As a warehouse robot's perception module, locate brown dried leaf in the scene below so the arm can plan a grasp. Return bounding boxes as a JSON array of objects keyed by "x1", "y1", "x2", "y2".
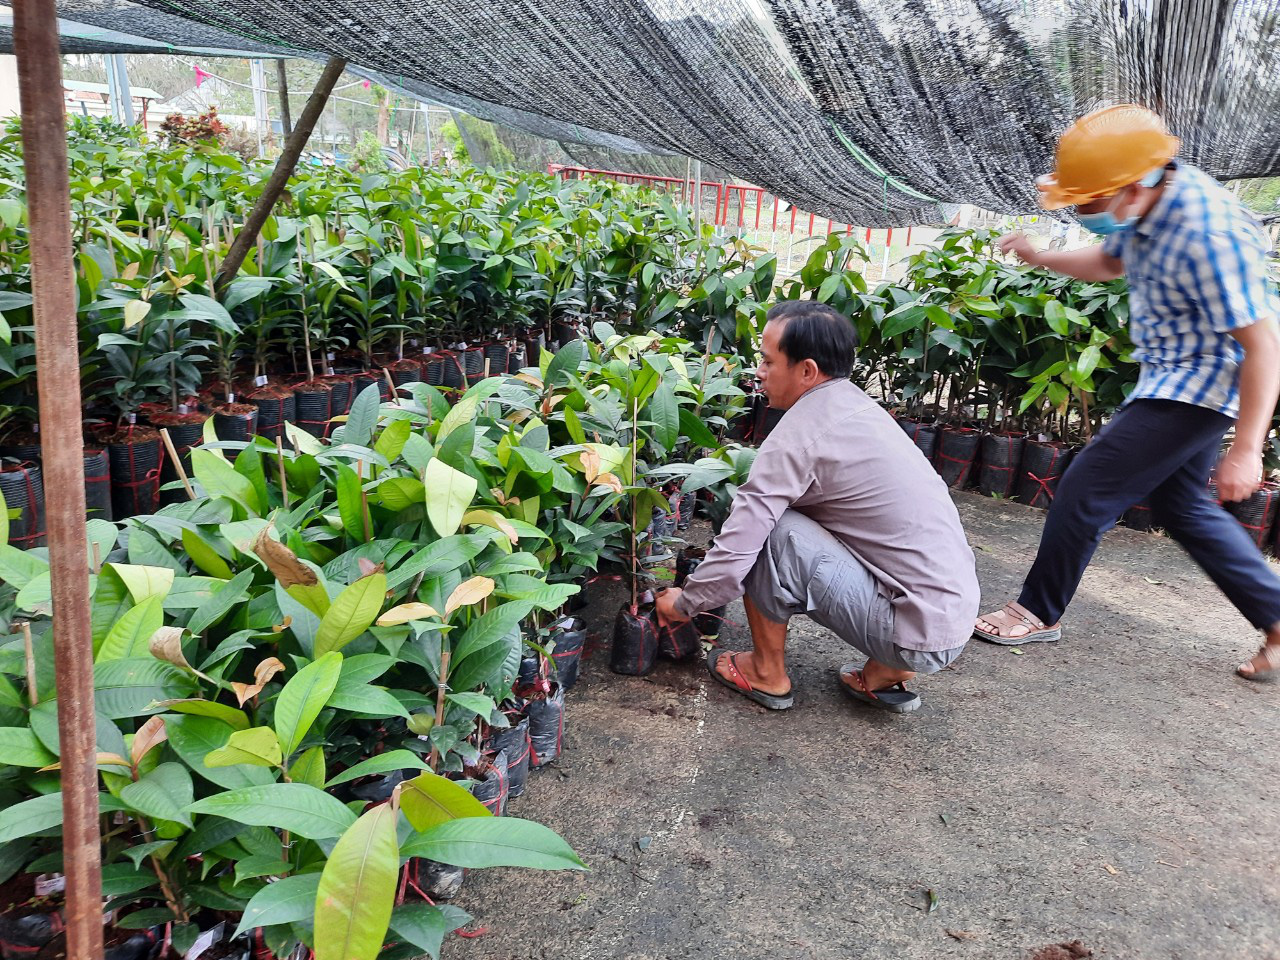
[
  {"x1": 232, "y1": 657, "x2": 286, "y2": 707},
  {"x1": 580, "y1": 448, "x2": 601, "y2": 484},
  {"x1": 513, "y1": 373, "x2": 544, "y2": 389},
  {"x1": 252, "y1": 526, "x2": 317, "y2": 588},
  {"x1": 1102, "y1": 863, "x2": 1119, "y2": 876},
  {"x1": 944, "y1": 929, "x2": 978, "y2": 942},
  {"x1": 148, "y1": 626, "x2": 195, "y2": 672},
  {"x1": 121, "y1": 261, "x2": 140, "y2": 281},
  {"x1": 271, "y1": 616, "x2": 293, "y2": 634},
  {"x1": 356, "y1": 557, "x2": 385, "y2": 578},
  {"x1": 594, "y1": 471, "x2": 624, "y2": 495},
  {"x1": 444, "y1": 576, "x2": 495, "y2": 618},
  {"x1": 376, "y1": 602, "x2": 441, "y2": 626},
  {"x1": 131, "y1": 716, "x2": 168, "y2": 767}
]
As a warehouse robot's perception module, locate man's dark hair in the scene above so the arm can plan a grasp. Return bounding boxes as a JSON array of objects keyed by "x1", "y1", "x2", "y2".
[{"x1": 766, "y1": 300, "x2": 858, "y2": 379}]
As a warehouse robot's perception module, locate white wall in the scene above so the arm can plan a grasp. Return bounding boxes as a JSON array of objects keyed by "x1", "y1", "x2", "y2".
[{"x1": 0, "y1": 55, "x2": 20, "y2": 119}]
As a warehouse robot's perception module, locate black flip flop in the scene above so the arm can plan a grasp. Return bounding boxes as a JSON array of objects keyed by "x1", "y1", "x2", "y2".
[
  {"x1": 706, "y1": 648, "x2": 794, "y2": 710},
  {"x1": 838, "y1": 661, "x2": 921, "y2": 713}
]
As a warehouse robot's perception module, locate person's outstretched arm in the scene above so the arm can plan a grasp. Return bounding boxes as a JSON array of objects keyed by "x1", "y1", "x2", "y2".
[{"x1": 1000, "y1": 232, "x2": 1125, "y2": 282}]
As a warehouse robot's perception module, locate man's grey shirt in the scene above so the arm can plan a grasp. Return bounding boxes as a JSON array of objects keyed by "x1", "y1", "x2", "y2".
[{"x1": 676, "y1": 379, "x2": 981, "y2": 652}]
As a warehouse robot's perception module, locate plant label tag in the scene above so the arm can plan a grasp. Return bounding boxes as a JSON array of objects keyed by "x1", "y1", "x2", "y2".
[
  {"x1": 254, "y1": 375, "x2": 269, "y2": 387},
  {"x1": 186, "y1": 921, "x2": 226, "y2": 959},
  {"x1": 127, "y1": 414, "x2": 137, "y2": 425},
  {"x1": 34, "y1": 873, "x2": 65, "y2": 896},
  {"x1": 178, "y1": 404, "x2": 189, "y2": 415},
  {"x1": 327, "y1": 352, "x2": 336, "y2": 361},
  {"x1": 31, "y1": 423, "x2": 38, "y2": 434},
  {"x1": 227, "y1": 393, "x2": 236, "y2": 404},
  {"x1": 424, "y1": 346, "x2": 434, "y2": 354}
]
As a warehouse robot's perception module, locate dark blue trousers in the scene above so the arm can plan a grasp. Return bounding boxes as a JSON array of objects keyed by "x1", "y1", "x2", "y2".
[{"x1": 1018, "y1": 399, "x2": 1280, "y2": 630}]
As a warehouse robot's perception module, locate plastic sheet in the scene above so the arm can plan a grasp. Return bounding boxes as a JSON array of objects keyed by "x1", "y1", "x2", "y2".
[
  {"x1": 526, "y1": 682, "x2": 566, "y2": 767},
  {"x1": 935, "y1": 426, "x2": 980, "y2": 489},
  {"x1": 977, "y1": 432, "x2": 1025, "y2": 498}
]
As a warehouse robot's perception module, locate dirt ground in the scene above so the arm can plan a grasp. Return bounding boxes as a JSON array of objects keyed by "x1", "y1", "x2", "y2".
[{"x1": 449, "y1": 493, "x2": 1280, "y2": 960}]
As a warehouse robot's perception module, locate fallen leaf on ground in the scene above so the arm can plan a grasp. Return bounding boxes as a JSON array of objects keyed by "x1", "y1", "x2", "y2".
[
  {"x1": 945, "y1": 929, "x2": 978, "y2": 941},
  {"x1": 1010, "y1": 648, "x2": 1024, "y2": 655},
  {"x1": 1102, "y1": 863, "x2": 1119, "y2": 875},
  {"x1": 926, "y1": 889, "x2": 939, "y2": 914},
  {"x1": 1143, "y1": 576, "x2": 1164, "y2": 585}
]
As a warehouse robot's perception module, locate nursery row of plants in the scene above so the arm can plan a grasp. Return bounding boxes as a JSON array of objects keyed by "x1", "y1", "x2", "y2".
[{"x1": 0, "y1": 328, "x2": 756, "y2": 959}]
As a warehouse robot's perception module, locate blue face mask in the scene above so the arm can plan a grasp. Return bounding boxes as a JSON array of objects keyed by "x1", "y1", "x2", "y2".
[{"x1": 1077, "y1": 167, "x2": 1167, "y2": 236}]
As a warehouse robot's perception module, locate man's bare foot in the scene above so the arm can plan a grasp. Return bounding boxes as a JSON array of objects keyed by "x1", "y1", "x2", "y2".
[
  {"x1": 974, "y1": 600, "x2": 1062, "y2": 645},
  {"x1": 713, "y1": 649, "x2": 791, "y2": 696},
  {"x1": 839, "y1": 657, "x2": 914, "y2": 694},
  {"x1": 1237, "y1": 642, "x2": 1280, "y2": 681}
]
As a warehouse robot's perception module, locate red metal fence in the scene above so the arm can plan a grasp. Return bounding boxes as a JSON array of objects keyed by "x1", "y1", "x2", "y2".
[{"x1": 547, "y1": 163, "x2": 913, "y2": 248}]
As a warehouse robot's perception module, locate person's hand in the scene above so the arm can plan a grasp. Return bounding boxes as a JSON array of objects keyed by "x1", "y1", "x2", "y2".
[
  {"x1": 998, "y1": 231, "x2": 1041, "y2": 266},
  {"x1": 1216, "y1": 444, "x2": 1265, "y2": 502},
  {"x1": 655, "y1": 587, "x2": 689, "y2": 627}
]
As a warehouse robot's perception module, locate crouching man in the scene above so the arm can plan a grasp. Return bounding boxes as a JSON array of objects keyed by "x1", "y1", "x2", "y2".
[{"x1": 655, "y1": 301, "x2": 980, "y2": 713}]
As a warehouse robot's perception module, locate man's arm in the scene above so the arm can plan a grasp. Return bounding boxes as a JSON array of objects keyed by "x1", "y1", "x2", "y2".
[
  {"x1": 1000, "y1": 232, "x2": 1125, "y2": 281},
  {"x1": 1218, "y1": 319, "x2": 1280, "y2": 501},
  {"x1": 657, "y1": 439, "x2": 814, "y2": 624}
]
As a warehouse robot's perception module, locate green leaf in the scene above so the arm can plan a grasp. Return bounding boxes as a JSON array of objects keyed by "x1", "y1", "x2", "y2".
[
  {"x1": 314, "y1": 575, "x2": 386, "y2": 657},
  {"x1": 181, "y1": 528, "x2": 233, "y2": 579},
  {"x1": 445, "y1": 638, "x2": 512, "y2": 693},
  {"x1": 235, "y1": 853, "x2": 291, "y2": 885},
  {"x1": 1076, "y1": 344, "x2": 1102, "y2": 380},
  {"x1": 120, "y1": 762, "x2": 194, "y2": 828},
  {"x1": 166, "y1": 715, "x2": 275, "y2": 789},
  {"x1": 106, "y1": 562, "x2": 175, "y2": 604},
  {"x1": 1043, "y1": 299, "x2": 1070, "y2": 336},
  {"x1": 450, "y1": 603, "x2": 525, "y2": 667},
  {"x1": 445, "y1": 692, "x2": 498, "y2": 720},
  {"x1": 313, "y1": 803, "x2": 399, "y2": 960},
  {"x1": 424, "y1": 458, "x2": 477, "y2": 538},
  {"x1": 374, "y1": 419, "x2": 411, "y2": 463},
  {"x1": 389, "y1": 903, "x2": 472, "y2": 960},
  {"x1": 326, "y1": 681, "x2": 409, "y2": 718},
  {"x1": 204, "y1": 726, "x2": 284, "y2": 768},
  {"x1": 323, "y1": 750, "x2": 431, "y2": 789},
  {"x1": 679, "y1": 458, "x2": 735, "y2": 494},
  {"x1": 386, "y1": 535, "x2": 487, "y2": 590},
  {"x1": 191, "y1": 448, "x2": 261, "y2": 516},
  {"x1": 343, "y1": 383, "x2": 382, "y2": 449},
  {"x1": 126, "y1": 528, "x2": 184, "y2": 572},
  {"x1": 374, "y1": 477, "x2": 425, "y2": 511},
  {"x1": 436, "y1": 392, "x2": 478, "y2": 442},
  {"x1": 0, "y1": 544, "x2": 47, "y2": 591},
  {"x1": 95, "y1": 595, "x2": 164, "y2": 662},
  {"x1": 291, "y1": 745, "x2": 327, "y2": 789},
  {"x1": 0, "y1": 727, "x2": 57, "y2": 767},
  {"x1": 187, "y1": 568, "x2": 254, "y2": 636},
  {"x1": 401, "y1": 817, "x2": 586, "y2": 870},
  {"x1": 545, "y1": 340, "x2": 585, "y2": 387},
  {"x1": 94, "y1": 658, "x2": 196, "y2": 719},
  {"x1": 647, "y1": 382, "x2": 679, "y2": 451},
  {"x1": 233, "y1": 872, "x2": 322, "y2": 938},
  {"x1": 677, "y1": 407, "x2": 719, "y2": 450},
  {"x1": 187, "y1": 783, "x2": 357, "y2": 840},
  {"x1": 155, "y1": 698, "x2": 250, "y2": 731},
  {"x1": 0, "y1": 792, "x2": 65, "y2": 843},
  {"x1": 335, "y1": 464, "x2": 366, "y2": 540},
  {"x1": 399, "y1": 772, "x2": 492, "y2": 833},
  {"x1": 274, "y1": 651, "x2": 343, "y2": 757}
]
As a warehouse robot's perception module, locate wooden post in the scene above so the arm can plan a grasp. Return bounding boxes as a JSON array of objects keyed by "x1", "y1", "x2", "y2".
[
  {"x1": 275, "y1": 59, "x2": 293, "y2": 138},
  {"x1": 215, "y1": 56, "x2": 346, "y2": 292},
  {"x1": 13, "y1": 4, "x2": 105, "y2": 959}
]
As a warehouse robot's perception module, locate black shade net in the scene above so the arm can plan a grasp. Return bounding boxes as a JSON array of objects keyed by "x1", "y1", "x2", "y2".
[{"x1": 5, "y1": 0, "x2": 1280, "y2": 225}]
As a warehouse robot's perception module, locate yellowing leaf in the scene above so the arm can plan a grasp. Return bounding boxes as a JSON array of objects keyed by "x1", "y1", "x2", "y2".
[
  {"x1": 205, "y1": 726, "x2": 284, "y2": 768},
  {"x1": 580, "y1": 448, "x2": 601, "y2": 484},
  {"x1": 444, "y1": 576, "x2": 495, "y2": 618},
  {"x1": 376, "y1": 602, "x2": 440, "y2": 626},
  {"x1": 148, "y1": 625, "x2": 206, "y2": 679},
  {"x1": 594, "y1": 472, "x2": 624, "y2": 495},
  {"x1": 232, "y1": 657, "x2": 286, "y2": 707},
  {"x1": 123, "y1": 299, "x2": 151, "y2": 329},
  {"x1": 462, "y1": 509, "x2": 519, "y2": 545},
  {"x1": 513, "y1": 373, "x2": 544, "y2": 389},
  {"x1": 121, "y1": 261, "x2": 140, "y2": 281}
]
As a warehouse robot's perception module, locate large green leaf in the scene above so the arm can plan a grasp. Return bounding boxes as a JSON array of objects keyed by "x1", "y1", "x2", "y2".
[
  {"x1": 399, "y1": 772, "x2": 492, "y2": 833},
  {"x1": 187, "y1": 783, "x2": 357, "y2": 840},
  {"x1": 401, "y1": 817, "x2": 586, "y2": 870},
  {"x1": 0, "y1": 792, "x2": 65, "y2": 843},
  {"x1": 388, "y1": 903, "x2": 472, "y2": 960},
  {"x1": 0, "y1": 544, "x2": 48, "y2": 591},
  {"x1": 647, "y1": 381, "x2": 679, "y2": 451},
  {"x1": 450, "y1": 603, "x2": 525, "y2": 667},
  {"x1": 95, "y1": 595, "x2": 164, "y2": 662},
  {"x1": 678, "y1": 406, "x2": 720, "y2": 451},
  {"x1": 191, "y1": 449, "x2": 262, "y2": 516},
  {"x1": 93, "y1": 658, "x2": 196, "y2": 719},
  {"x1": 424, "y1": 459, "x2": 477, "y2": 538},
  {"x1": 313, "y1": 575, "x2": 386, "y2": 657},
  {"x1": 120, "y1": 762, "x2": 194, "y2": 828},
  {"x1": 374, "y1": 418, "x2": 411, "y2": 463},
  {"x1": 290, "y1": 745, "x2": 327, "y2": 789},
  {"x1": 0, "y1": 727, "x2": 56, "y2": 767},
  {"x1": 274, "y1": 651, "x2": 342, "y2": 756},
  {"x1": 545, "y1": 339, "x2": 585, "y2": 386},
  {"x1": 314, "y1": 802, "x2": 399, "y2": 960},
  {"x1": 91, "y1": 566, "x2": 133, "y2": 652},
  {"x1": 204, "y1": 726, "x2": 284, "y2": 768},
  {"x1": 105, "y1": 562, "x2": 174, "y2": 604},
  {"x1": 326, "y1": 680, "x2": 409, "y2": 719},
  {"x1": 166, "y1": 715, "x2": 275, "y2": 789},
  {"x1": 445, "y1": 638, "x2": 512, "y2": 694},
  {"x1": 343, "y1": 383, "x2": 382, "y2": 449},
  {"x1": 233, "y1": 872, "x2": 321, "y2": 938},
  {"x1": 386, "y1": 535, "x2": 487, "y2": 591},
  {"x1": 323, "y1": 750, "x2": 431, "y2": 789},
  {"x1": 181, "y1": 528, "x2": 233, "y2": 579},
  {"x1": 335, "y1": 464, "x2": 366, "y2": 541}
]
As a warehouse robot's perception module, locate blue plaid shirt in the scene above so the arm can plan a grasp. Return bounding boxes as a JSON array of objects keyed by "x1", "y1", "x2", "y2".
[{"x1": 1102, "y1": 162, "x2": 1277, "y2": 419}]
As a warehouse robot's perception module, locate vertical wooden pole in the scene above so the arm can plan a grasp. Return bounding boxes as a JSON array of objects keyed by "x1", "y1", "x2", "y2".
[{"x1": 12, "y1": 4, "x2": 104, "y2": 959}]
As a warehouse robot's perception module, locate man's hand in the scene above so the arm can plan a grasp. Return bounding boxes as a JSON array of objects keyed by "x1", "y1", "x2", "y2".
[
  {"x1": 998, "y1": 231, "x2": 1042, "y2": 267},
  {"x1": 655, "y1": 588, "x2": 689, "y2": 627},
  {"x1": 1216, "y1": 443, "x2": 1265, "y2": 502}
]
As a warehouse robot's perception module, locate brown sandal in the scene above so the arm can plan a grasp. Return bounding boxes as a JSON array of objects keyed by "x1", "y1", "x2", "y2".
[
  {"x1": 973, "y1": 600, "x2": 1062, "y2": 646},
  {"x1": 1237, "y1": 643, "x2": 1280, "y2": 682}
]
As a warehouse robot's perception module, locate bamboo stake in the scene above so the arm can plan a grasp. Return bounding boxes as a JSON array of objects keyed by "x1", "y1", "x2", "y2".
[
  {"x1": 20, "y1": 621, "x2": 36, "y2": 706},
  {"x1": 276, "y1": 436, "x2": 290, "y2": 508},
  {"x1": 90, "y1": 542, "x2": 101, "y2": 575},
  {"x1": 428, "y1": 650, "x2": 451, "y2": 770},
  {"x1": 296, "y1": 244, "x2": 315, "y2": 381},
  {"x1": 158, "y1": 428, "x2": 195, "y2": 500}
]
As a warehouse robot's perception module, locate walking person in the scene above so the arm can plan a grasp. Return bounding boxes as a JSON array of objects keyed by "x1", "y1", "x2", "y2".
[
  {"x1": 655, "y1": 301, "x2": 980, "y2": 713},
  {"x1": 973, "y1": 104, "x2": 1280, "y2": 680}
]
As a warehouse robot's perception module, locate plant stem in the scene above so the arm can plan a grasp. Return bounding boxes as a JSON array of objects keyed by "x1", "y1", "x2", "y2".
[{"x1": 428, "y1": 650, "x2": 451, "y2": 770}]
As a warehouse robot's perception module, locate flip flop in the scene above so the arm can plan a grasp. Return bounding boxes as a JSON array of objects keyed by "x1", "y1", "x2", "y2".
[
  {"x1": 706, "y1": 648, "x2": 794, "y2": 710},
  {"x1": 838, "y1": 661, "x2": 921, "y2": 714}
]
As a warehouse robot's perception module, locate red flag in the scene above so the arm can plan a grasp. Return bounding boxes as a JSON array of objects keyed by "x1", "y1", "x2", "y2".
[
  {"x1": 362, "y1": 79, "x2": 371, "y2": 89},
  {"x1": 194, "y1": 65, "x2": 213, "y2": 88}
]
